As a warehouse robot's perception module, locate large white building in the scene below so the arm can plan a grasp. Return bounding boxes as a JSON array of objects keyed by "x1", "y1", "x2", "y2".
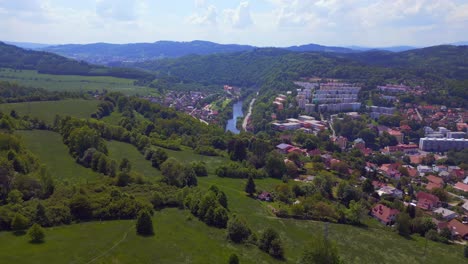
[{"x1": 419, "y1": 137, "x2": 468, "y2": 152}]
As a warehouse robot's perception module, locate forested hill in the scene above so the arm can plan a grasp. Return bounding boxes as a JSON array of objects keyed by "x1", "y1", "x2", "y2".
[
  {"x1": 126, "y1": 45, "x2": 468, "y2": 87},
  {"x1": 43, "y1": 40, "x2": 257, "y2": 64},
  {"x1": 340, "y1": 45, "x2": 468, "y2": 80},
  {"x1": 0, "y1": 42, "x2": 153, "y2": 79},
  {"x1": 41, "y1": 40, "x2": 359, "y2": 65}
]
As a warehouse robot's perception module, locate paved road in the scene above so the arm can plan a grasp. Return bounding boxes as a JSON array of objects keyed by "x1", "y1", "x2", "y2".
[{"x1": 242, "y1": 98, "x2": 256, "y2": 131}]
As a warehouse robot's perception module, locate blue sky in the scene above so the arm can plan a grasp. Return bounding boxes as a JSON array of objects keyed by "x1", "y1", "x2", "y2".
[{"x1": 0, "y1": 0, "x2": 467, "y2": 47}]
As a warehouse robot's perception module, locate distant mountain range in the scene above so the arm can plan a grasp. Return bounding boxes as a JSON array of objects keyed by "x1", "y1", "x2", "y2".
[{"x1": 3, "y1": 40, "x2": 467, "y2": 65}]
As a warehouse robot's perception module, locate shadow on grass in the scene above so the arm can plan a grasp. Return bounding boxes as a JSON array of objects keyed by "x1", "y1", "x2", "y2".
[
  {"x1": 29, "y1": 240, "x2": 45, "y2": 245},
  {"x1": 137, "y1": 233, "x2": 155, "y2": 238},
  {"x1": 13, "y1": 230, "x2": 26, "y2": 236}
]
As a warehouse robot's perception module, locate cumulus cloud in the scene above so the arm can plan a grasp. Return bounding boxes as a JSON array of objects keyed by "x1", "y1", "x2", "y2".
[
  {"x1": 189, "y1": 5, "x2": 218, "y2": 26},
  {"x1": 223, "y1": 1, "x2": 253, "y2": 29}
]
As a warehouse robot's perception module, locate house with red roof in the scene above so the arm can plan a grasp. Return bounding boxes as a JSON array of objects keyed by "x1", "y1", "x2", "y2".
[
  {"x1": 379, "y1": 163, "x2": 401, "y2": 180},
  {"x1": 416, "y1": 192, "x2": 441, "y2": 210},
  {"x1": 426, "y1": 175, "x2": 444, "y2": 191},
  {"x1": 371, "y1": 204, "x2": 400, "y2": 225},
  {"x1": 454, "y1": 182, "x2": 468, "y2": 193},
  {"x1": 446, "y1": 219, "x2": 468, "y2": 240}
]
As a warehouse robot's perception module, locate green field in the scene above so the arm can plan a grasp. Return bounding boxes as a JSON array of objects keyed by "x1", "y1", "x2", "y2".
[
  {"x1": 0, "y1": 99, "x2": 99, "y2": 124},
  {"x1": 0, "y1": 68, "x2": 157, "y2": 95},
  {"x1": 106, "y1": 140, "x2": 163, "y2": 181},
  {"x1": 0, "y1": 177, "x2": 464, "y2": 264},
  {"x1": 16, "y1": 130, "x2": 102, "y2": 184}
]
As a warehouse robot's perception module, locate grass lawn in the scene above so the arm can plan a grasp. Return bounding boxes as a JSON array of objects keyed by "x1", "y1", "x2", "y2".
[
  {"x1": 197, "y1": 176, "x2": 466, "y2": 264},
  {"x1": 16, "y1": 130, "x2": 102, "y2": 184},
  {"x1": 0, "y1": 209, "x2": 278, "y2": 264},
  {"x1": 106, "y1": 140, "x2": 163, "y2": 181},
  {"x1": 0, "y1": 68, "x2": 157, "y2": 95},
  {"x1": 0, "y1": 99, "x2": 99, "y2": 124},
  {"x1": 5, "y1": 130, "x2": 465, "y2": 263}
]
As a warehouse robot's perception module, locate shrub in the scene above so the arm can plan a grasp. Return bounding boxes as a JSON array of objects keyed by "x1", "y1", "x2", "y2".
[
  {"x1": 28, "y1": 223, "x2": 45, "y2": 243},
  {"x1": 227, "y1": 216, "x2": 252, "y2": 243},
  {"x1": 136, "y1": 210, "x2": 154, "y2": 236}
]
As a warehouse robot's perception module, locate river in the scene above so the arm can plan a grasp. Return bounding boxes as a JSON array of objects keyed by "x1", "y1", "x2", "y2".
[{"x1": 225, "y1": 100, "x2": 243, "y2": 134}]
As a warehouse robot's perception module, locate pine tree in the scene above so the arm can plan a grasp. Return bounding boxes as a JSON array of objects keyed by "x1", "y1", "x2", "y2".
[
  {"x1": 136, "y1": 210, "x2": 154, "y2": 236},
  {"x1": 245, "y1": 176, "x2": 256, "y2": 196}
]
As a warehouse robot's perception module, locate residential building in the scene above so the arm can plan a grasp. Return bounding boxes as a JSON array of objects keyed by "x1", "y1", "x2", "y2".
[
  {"x1": 416, "y1": 192, "x2": 441, "y2": 210},
  {"x1": 419, "y1": 137, "x2": 468, "y2": 152},
  {"x1": 433, "y1": 208, "x2": 458, "y2": 221},
  {"x1": 371, "y1": 204, "x2": 400, "y2": 225},
  {"x1": 454, "y1": 182, "x2": 468, "y2": 193}
]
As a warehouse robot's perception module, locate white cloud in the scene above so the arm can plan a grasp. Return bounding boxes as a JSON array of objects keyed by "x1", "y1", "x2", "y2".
[
  {"x1": 223, "y1": 1, "x2": 253, "y2": 29},
  {"x1": 189, "y1": 5, "x2": 218, "y2": 26}
]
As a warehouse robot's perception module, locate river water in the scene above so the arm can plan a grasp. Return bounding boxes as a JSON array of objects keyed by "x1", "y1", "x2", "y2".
[{"x1": 225, "y1": 100, "x2": 243, "y2": 134}]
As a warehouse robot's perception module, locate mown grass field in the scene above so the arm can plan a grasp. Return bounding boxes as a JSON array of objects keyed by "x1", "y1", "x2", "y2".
[
  {"x1": 0, "y1": 68, "x2": 157, "y2": 95},
  {"x1": 16, "y1": 130, "x2": 102, "y2": 184},
  {"x1": 0, "y1": 99, "x2": 99, "y2": 124}
]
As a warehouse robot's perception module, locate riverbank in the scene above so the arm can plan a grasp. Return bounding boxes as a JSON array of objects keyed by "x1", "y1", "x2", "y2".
[{"x1": 242, "y1": 97, "x2": 256, "y2": 131}]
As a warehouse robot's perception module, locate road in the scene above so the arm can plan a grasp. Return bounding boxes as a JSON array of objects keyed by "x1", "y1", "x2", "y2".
[{"x1": 242, "y1": 97, "x2": 256, "y2": 131}]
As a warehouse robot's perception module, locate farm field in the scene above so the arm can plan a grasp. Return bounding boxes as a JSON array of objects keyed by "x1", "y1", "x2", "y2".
[
  {"x1": 16, "y1": 130, "x2": 102, "y2": 184},
  {"x1": 0, "y1": 99, "x2": 99, "y2": 124},
  {"x1": 0, "y1": 68, "x2": 156, "y2": 95}
]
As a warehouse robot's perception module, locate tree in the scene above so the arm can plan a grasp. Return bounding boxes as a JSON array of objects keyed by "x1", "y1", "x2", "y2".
[
  {"x1": 228, "y1": 254, "x2": 239, "y2": 264},
  {"x1": 0, "y1": 157, "x2": 14, "y2": 200},
  {"x1": 396, "y1": 213, "x2": 411, "y2": 236},
  {"x1": 7, "y1": 189, "x2": 23, "y2": 204},
  {"x1": 11, "y1": 213, "x2": 29, "y2": 232},
  {"x1": 28, "y1": 223, "x2": 45, "y2": 243},
  {"x1": 431, "y1": 188, "x2": 449, "y2": 202},
  {"x1": 345, "y1": 200, "x2": 367, "y2": 225},
  {"x1": 35, "y1": 203, "x2": 49, "y2": 227},
  {"x1": 119, "y1": 158, "x2": 132, "y2": 172},
  {"x1": 68, "y1": 126, "x2": 103, "y2": 157},
  {"x1": 227, "y1": 216, "x2": 252, "y2": 243},
  {"x1": 151, "y1": 148, "x2": 168, "y2": 169},
  {"x1": 362, "y1": 178, "x2": 374, "y2": 194},
  {"x1": 136, "y1": 210, "x2": 154, "y2": 236},
  {"x1": 245, "y1": 176, "x2": 256, "y2": 196},
  {"x1": 258, "y1": 228, "x2": 284, "y2": 259},
  {"x1": 265, "y1": 152, "x2": 286, "y2": 179},
  {"x1": 191, "y1": 161, "x2": 208, "y2": 176},
  {"x1": 464, "y1": 245, "x2": 468, "y2": 258},
  {"x1": 116, "y1": 172, "x2": 132, "y2": 187},
  {"x1": 299, "y1": 235, "x2": 342, "y2": 264},
  {"x1": 406, "y1": 205, "x2": 416, "y2": 219},
  {"x1": 69, "y1": 194, "x2": 92, "y2": 220}
]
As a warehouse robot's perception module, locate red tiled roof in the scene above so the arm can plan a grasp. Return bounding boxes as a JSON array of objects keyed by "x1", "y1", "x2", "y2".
[
  {"x1": 448, "y1": 219, "x2": 468, "y2": 238},
  {"x1": 426, "y1": 182, "x2": 442, "y2": 191},
  {"x1": 454, "y1": 182, "x2": 468, "y2": 193},
  {"x1": 416, "y1": 192, "x2": 440, "y2": 204},
  {"x1": 371, "y1": 204, "x2": 400, "y2": 224},
  {"x1": 427, "y1": 175, "x2": 444, "y2": 185}
]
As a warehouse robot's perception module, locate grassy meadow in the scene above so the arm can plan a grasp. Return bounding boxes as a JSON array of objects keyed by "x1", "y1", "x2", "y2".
[
  {"x1": 16, "y1": 130, "x2": 102, "y2": 184},
  {"x1": 0, "y1": 175, "x2": 464, "y2": 264},
  {"x1": 0, "y1": 68, "x2": 157, "y2": 95},
  {"x1": 0, "y1": 99, "x2": 99, "y2": 124}
]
